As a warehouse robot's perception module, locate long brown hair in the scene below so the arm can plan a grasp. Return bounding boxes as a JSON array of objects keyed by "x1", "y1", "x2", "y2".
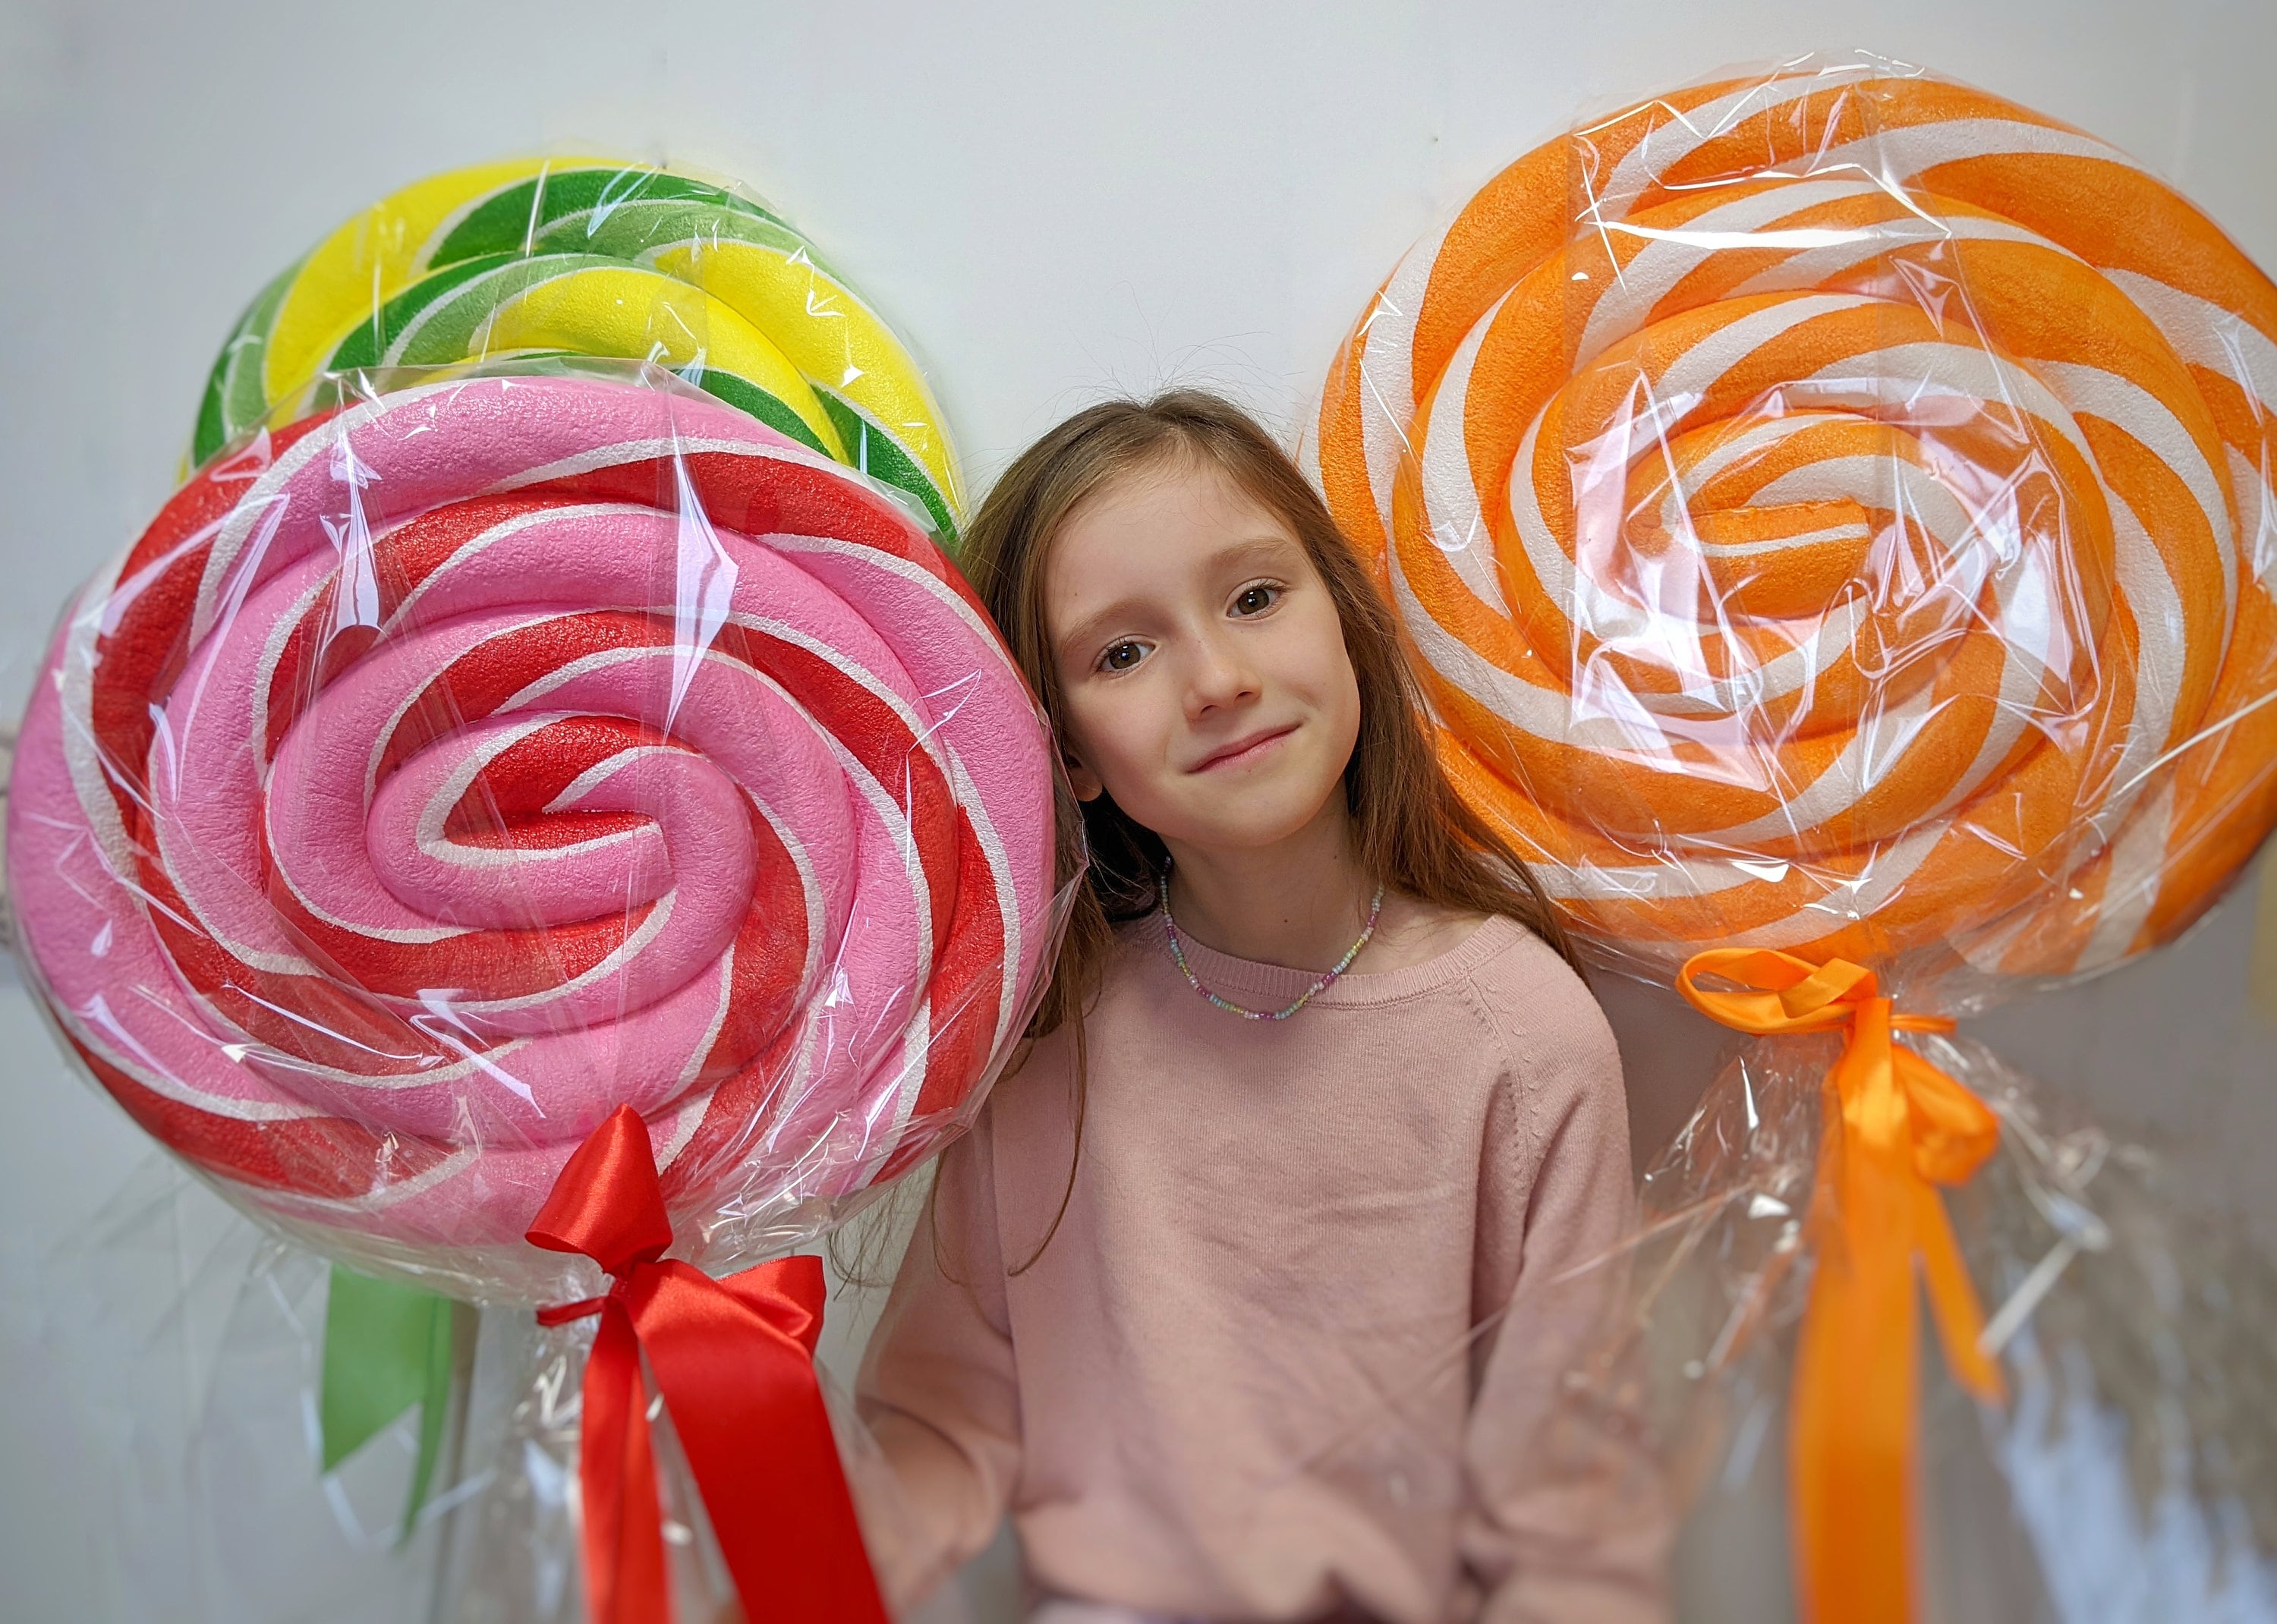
[
  {"x1": 953, "y1": 391, "x2": 1581, "y2": 1269},
  {"x1": 968, "y1": 389, "x2": 1580, "y2": 1016}
]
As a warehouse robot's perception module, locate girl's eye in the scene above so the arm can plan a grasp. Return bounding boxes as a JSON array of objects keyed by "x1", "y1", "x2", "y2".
[
  {"x1": 1100, "y1": 640, "x2": 1147, "y2": 673},
  {"x1": 1233, "y1": 584, "x2": 1280, "y2": 617}
]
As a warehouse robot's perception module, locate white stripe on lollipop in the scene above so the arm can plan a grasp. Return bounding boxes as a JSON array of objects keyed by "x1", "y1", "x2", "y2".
[
  {"x1": 146, "y1": 565, "x2": 339, "y2": 977},
  {"x1": 2102, "y1": 272, "x2": 2277, "y2": 411},
  {"x1": 194, "y1": 398, "x2": 390, "y2": 647},
  {"x1": 748, "y1": 1009, "x2": 831, "y2": 1165},
  {"x1": 719, "y1": 612, "x2": 939, "y2": 999},
  {"x1": 1701, "y1": 678, "x2": 1942, "y2": 848},
  {"x1": 1589, "y1": 70, "x2": 1853, "y2": 219},
  {"x1": 59, "y1": 991, "x2": 327, "y2": 1121},
  {"x1": 1730, "y1": 209, "x2": 2064, "y2": 299},
  {"x1": 1576, "y1": 178, "x2": 1883, "y2": 363},
  {"x1": 743, "y1": 782, "x2": 831, "y2": 1009},
  {"x1": 764, "y1": 530, "x2": 1038, "y2": 1050},
  {"x1": 1749, "y1": 456, "x2": 1978, "y2": 558},
  {"x1": 672, "y1": 952, "x2": 739, "y2": 1093},
  {"x1": 58, "y1": 537, "x2": 179, "y2": 883},
  {"x1": 1649, "y1": 291, "x2": 1870, "y2": 406},
  {"x1": 273, "y1": 1144, "x2": 484, "y2": 1217},
  {"x1": 1537, "y1": 821, "x2": 1953, "y2": 959},
  {"x1": 394, "y1": 259, "x2": 554, "y2": 365},
  {"x1": 2088, "y1": 490, "x2": 2188, "y2": 816},
  {"x1": 1358, "y1": 226, "x2": 1455, "y2": 534},
  {"x1": 1694, "y1": 519, "x2": 1875, "y2": 559},
  {"x1": 1815, "y1": 118, "x2": 2140, "y2": 194},
  {"x1": 847, "y1": 997, "x2": 934, "y2": 1192},
  {"x1": 232, "y1": 1032, "x2": 533, "y2": 1094},
  {"x1": 1660, "y1": 414, "x2": 1827, "y2": 508},
  {"x1": 440, "y1": 890, "x2": 680, "y2": 1021},
  {"x1": 2076, "y1": 779, "x2": 2178, "y2": 971},
  {"x1": 1796, "y1": 342, "x2": 2090, "y2": 468},
  {"x1": 381, "y1": 502, "x2": 663, "y2": 637},
  {"x1": 410, "y1": 715, "x2": 591, "y2": 869},
  {"x1": 484, "y1": 429, "x2": 849, "y2": 498},
  {"x1": 1419, "y1": 296, "x2": 1515, "y2": 616},
  {"x1": 650, "y1": 1085, "x2": 712, "y2": 1172},
  {"x1": 1767, "y1": 823, "x2": 1950, "y2": 936},
  {"x1": 2228, "y1": 448, "x2": 2275, "y2": 587},
  {"x1": 2039, "y1": 360, "x2": 2238, "y2": 637},
  {"x1": 1650, "y1": 414, "x2": 1896, "y2": 536}
]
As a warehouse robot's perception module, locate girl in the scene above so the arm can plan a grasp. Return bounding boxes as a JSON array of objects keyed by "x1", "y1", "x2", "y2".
[{"x1": 854, "y1": 392, "x2": 1658, "y2": 1623}]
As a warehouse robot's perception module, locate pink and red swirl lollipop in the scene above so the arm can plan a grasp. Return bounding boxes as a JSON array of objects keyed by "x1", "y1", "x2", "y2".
[{"x1": 8, "y1": 372, "x2": 1056, "y2": 1292}]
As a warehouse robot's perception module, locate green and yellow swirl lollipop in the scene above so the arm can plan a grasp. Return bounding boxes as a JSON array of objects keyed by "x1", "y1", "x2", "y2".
[{"x1": 194, "y1": 157, "x2": 965, "y2": 543}]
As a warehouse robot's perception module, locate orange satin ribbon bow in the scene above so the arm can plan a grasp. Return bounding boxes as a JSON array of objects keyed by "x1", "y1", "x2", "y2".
[{"x1": 1677, "y1": 949, "x2": 2005, "y2": 1624}]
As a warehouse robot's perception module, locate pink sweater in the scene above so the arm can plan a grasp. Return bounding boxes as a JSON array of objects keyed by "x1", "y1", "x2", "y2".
[{"x1": 853, "y1": 913, "x2": 1661, "y2": 1622}]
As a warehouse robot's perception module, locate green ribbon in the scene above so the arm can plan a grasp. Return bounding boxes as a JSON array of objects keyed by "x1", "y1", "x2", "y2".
[{"x1": 318, "y1": 1266, "x2": 467, "y2": 1541}]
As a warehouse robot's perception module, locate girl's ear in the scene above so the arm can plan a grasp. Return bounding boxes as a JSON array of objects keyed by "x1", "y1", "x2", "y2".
[{"x1": 1063, "y1": 751, "x2": 1105, "y2": 802}]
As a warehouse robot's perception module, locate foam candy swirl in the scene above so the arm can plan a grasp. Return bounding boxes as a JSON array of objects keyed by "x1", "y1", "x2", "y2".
[
  {"x1": 1314, "y1": 65, "x2": 2277, "y2": 979},
  {"x1": 194, "y1": 160, "x2": 965, "y2": 543},
  {"x1": 9, "y1": 373, "x2": 1053, "y2": 1276}
]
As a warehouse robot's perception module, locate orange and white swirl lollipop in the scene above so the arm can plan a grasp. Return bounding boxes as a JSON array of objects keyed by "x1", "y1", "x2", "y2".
[{"x1": 1314, "y1": 63, "x2": 2277, "y2": 981}]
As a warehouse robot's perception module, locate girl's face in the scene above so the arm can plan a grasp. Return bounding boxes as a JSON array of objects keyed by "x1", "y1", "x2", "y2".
[{"x1": 1044, "y1": 456, "x2": 1362, "y2": 858}]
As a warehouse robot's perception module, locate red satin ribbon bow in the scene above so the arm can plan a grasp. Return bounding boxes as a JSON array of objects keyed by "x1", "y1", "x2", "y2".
[{"x1": 527, "y1": 1106, "x2": 889, "y2": 1624}]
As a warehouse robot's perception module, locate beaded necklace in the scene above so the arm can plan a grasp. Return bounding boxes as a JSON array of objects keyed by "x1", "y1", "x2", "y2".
[{"x1": 1158, "y1": 869, "x2": 1386, "y2": 1021}]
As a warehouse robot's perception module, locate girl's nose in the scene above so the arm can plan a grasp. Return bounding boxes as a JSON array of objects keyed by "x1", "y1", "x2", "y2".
[{"x1": 1184, "y1": 629, "x2": 1261, "y2": 716}]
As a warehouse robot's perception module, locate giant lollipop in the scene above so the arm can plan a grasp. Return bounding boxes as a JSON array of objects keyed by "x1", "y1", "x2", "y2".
[
  {"x1": 1312, "y1": 58, "x2": 2277, "y2": 1624},
  {"x1": 11, "y1": 365, "x2": 1058, "y2": 1619},
  {"x1": 10, "y1": 370, "x2": 1055, "y2": 1294},
  {"x1": 1314, "y1": 67, "x2": 2277, "y2": 985},
  {"x1": 194, "y1": 159, "x2": 966, "y2": 543}
]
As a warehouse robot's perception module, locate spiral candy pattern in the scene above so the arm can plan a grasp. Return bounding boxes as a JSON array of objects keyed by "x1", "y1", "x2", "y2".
[
  {"x1": 8, "y1": 375, "x2": 1054, "y2": 1258},
  {"x1": 194, "y1": 159, "x2": 966, "y2": 543},
  {"x1": 1314, "y1": 66, "x2": 2277, "y2": 977}
]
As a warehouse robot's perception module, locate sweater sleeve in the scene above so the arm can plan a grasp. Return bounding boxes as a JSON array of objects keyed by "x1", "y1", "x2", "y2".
[
  {"x1": 1461, "y1": 955, "x2": 1672, "y2": 1624},
  {"x1": 852, "y1": 1108, "x2": 1023, "y2": 1615}
]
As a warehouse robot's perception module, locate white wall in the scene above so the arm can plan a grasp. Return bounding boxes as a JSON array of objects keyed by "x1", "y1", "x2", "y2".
[{"x1": 2, "y1": 2, "x2": 2273, "y2": 1619}]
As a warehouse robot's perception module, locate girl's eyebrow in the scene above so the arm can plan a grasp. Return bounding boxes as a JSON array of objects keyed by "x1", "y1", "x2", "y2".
[
  {"x1": 1056, "y1": 596, "x2": 1150, "y2": 663},
  {"x1": 1215, "y1": 532, "x2": 1305, "y2": 571}
]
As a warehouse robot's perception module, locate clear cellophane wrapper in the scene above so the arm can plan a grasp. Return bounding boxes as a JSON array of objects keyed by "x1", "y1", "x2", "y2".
[
  {"x1": 1280, "y1": 1026, "x2": 2277, "y2": 1620},
  {"x1": 33, "y1": 1152, "x2": 954, "y2": 1624},
  {"x1": 1305, "y1": 50, "x2": 2277, "y2": 1617},
  {"x1": 1583, "y1": 1031, "x2": 2277, "y2": 1620},
  {"x1": 7, "y1": 351, "x2": 1079, "y2": 1620}
]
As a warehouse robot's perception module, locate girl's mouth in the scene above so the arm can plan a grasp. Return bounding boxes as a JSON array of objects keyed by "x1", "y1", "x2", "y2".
[{"x1": 1192, "y1": 723, "x2": 1298, "y2": 773}]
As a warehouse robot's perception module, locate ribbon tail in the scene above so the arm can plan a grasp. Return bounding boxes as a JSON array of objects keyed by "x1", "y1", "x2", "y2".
[
  {"x1": 1913, "y1": 1179, "x2": 2005, "y2": 1402},
  {"x1": 1791, "y1": 1081, "x2": 1920, "y2": 1624},
  {"x1": 1890, "y1": 1048, "x2": 2005, "y2": 1402},
  {"x1": 636, "y1": 1261, "x2": 889, "y2": 1624},
  {"x1": 580, "y1": 1301, "x2": 671, "y2": 1624}
]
